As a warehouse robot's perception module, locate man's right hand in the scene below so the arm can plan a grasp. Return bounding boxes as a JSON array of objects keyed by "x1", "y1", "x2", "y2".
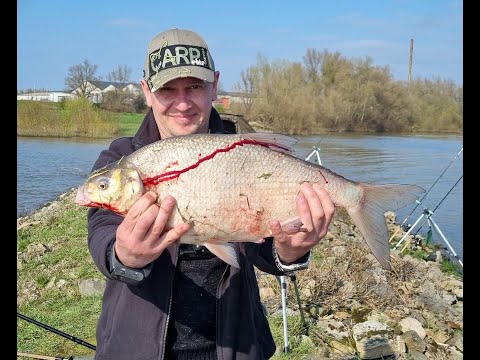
[{"x1": 114, "y1": 191, "x2": 191, "y2": 268}]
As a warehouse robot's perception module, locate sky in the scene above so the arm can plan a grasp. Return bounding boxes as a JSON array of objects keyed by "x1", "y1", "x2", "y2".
[{"x1": 17, "y1": 0, "x2": 463, "y2": 92}]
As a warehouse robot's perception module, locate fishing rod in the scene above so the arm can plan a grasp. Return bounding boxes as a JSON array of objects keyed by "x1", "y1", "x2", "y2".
[
  {"x1": 17, "y1": 312, "x2": 96, "y2": 351},
  {"x1": 400, "y1": 198, "x2": 464, "y2": 268},
  {"x1": 393, "y1": 174, "x2": 463, "y2": 267},
  {"x1": 411, "y1": 173, "x2": 463, "y2": 236},
  {"x1": 305, "y1": 136, "x2": 326, "y2": 165},
  {"x1": 389, "y1": 147, "x2": 463, "y2": 243}
]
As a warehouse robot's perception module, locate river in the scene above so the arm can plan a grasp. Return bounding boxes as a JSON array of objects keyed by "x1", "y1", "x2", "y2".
[{"x1": 17, "y1": 133, "x2": 463, "y2": 262}]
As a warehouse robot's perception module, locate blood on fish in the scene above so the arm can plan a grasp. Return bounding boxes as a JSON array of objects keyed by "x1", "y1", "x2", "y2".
[
  {"x1": 318, "y1": 170, "x2": 329, "y2": 184},
  {"x1": 166, "y1": 160, "x2": 179, "y2": 169},
  {"x1": 143, "y1": 139, "x2": 284, "y2": 186},
  {"x1": 88, "y1": 202, "x2": 122, "y2": 214},
  {"x1": 233, "y1": 207, "x2": 264, "y2": 234}
]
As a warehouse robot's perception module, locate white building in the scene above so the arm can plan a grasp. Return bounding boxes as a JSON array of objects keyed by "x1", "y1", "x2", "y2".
[
  {"x1": 18, "y1": 81, "x2": 142, "y2": 103},
  {"x1": 17, "y1": 91, "x2": 74, "y2": 102}
]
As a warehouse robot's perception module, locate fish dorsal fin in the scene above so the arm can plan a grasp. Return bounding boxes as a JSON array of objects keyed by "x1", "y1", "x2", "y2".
[{"x1": 240, "y1": 133, "x2": 298, "y2": 154}]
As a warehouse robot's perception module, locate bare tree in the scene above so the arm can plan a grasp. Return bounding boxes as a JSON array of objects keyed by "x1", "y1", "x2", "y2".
[
  {"x1": 106, "y1": 64, "x2": 132, "y2": 85},
  {"x1": 65, "y1": 59, "x2": 100, "y2": 98},
  {"x1": 303, "y1": 48, "x2": 324, "y2": 83},
  {"x1": 233, "y1": 67, "x2": 259, "y2": 115}
]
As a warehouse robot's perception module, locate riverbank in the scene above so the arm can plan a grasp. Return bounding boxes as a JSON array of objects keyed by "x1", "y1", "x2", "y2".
[{"x1": 17, "y1": 190, "x2": 463, "y2": 359}]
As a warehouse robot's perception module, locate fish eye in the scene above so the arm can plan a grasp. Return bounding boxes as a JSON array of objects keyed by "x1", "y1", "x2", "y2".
[{"x1": 98, "y1": 181, "x2": 108, "y2": 190}]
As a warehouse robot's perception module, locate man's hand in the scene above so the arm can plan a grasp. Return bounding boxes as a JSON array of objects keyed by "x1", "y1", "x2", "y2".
[
  {"x1": 269, "y1": 183, "x2": 334, "y2": 264},
  {"x1": 115, "y1": 191, "x2": 191, "y2": 268}
]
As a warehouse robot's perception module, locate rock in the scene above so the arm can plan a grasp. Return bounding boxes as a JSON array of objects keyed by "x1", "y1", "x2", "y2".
[
  {"x1": 409, "y1": 349, "x2": 428, "y2": 360},
  {"x1": 355, "y1": 335, "x2": 394, "y2": 359},
  {"x1": 399, "y1": 318, "x2": 426, "y2": 339},
  {"x1": 79, "y1": 278, "x2": 106, "y2": 296},
  {"x1": 329, "y1": 340, "x2": 356, "y2": 356},
  {"x1": 259, "y1": 286, "x2": 275, "y2": 300},
  {"x1": 316, "y1": 318, "x2": 349, "y2": 341},
  {"x1": 352, "y1": 320, "x2": 394, "y2": 359},
  {"x1": 432, "y1": 328, "x2": 452, "y2": 344},
  {"x1": 402, "y1": 330, "x2": 426, "y2": 352},
  {"x1": 452, "y1": 288, "x2": 463, "y2": 300}
]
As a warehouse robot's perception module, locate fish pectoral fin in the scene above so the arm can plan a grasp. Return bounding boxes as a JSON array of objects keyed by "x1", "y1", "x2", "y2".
[
  {"x1": 280, "y1": 217, "x2": 306, "y2": 235},
  {"x1": 203, "y1": 242, "x2": 240, "y2": 269}
]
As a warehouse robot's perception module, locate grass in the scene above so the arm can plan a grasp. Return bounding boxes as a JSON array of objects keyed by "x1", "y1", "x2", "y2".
[
  {"x1": 17, "y1": 195, "x2": 100, "y2": 358},
  {"x1": 17, "y1": 99, "x2": 144, "y2": 139},
  {"x1": 440, "y1": 258, "x2": 463, "y2": 278},
  {"x1": 391, "y1": 239, "x2": 463, "y2": 281},
  {"x1": 117, "y1": 112, "x2": 145, "y2": 136}
]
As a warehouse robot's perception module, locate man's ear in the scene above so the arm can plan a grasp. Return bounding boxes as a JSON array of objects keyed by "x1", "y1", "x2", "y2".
[
  {"x1": 140, "y1": 79, "x2": 153, "y2": 107},
  {"x1": 211, "y1": 71, "x2": 220, "y2": 101}
]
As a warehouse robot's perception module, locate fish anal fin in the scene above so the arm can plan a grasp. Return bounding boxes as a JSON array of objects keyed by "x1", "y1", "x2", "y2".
[{"x1": 203, "y1": 242, "x2": 240, "y2": 268}]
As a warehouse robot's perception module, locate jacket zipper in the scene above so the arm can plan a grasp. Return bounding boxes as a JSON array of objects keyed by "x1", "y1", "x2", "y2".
[
  {"x1": 160, "y1": 247, "x2": 178, "y2": 360},
  {"x1": 216, "y1": 263, "x2": 230, "y2": 360}
]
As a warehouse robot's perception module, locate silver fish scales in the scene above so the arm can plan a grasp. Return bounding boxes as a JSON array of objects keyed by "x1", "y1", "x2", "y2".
[{"x1": 75, "y1": 132, "x2": 424, "y2": 269}]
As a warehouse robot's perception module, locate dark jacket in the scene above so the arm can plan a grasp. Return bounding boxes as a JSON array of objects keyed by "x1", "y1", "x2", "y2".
[{"x1": 87, "y1": 108, "x2": 289, "y2": 360}]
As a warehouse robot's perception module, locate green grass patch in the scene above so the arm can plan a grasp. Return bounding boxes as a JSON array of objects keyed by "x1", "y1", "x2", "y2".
[
  {"x1": 17, "y1": 99, "x2": 121, "y2": 138},
  {"x1": 117, "y1": 112, "x2": 144, "y2": 136},
  {"x1": 440, "y1": 259, "x2": 463, "y2": 279},
  {"x1": 18, "y1": 295, "x2": 101, "y2": 358},
  {"x1": 268, "y1": 313, "x2": 320, "y2": 359},
  {"x1": 17, "y1": 193, "x2": 102, "y2": 358}
]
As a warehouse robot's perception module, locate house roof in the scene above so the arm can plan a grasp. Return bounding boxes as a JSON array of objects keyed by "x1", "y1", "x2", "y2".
[{"x1": 90, "y1": 80, "x2": 140, "y2": 90}]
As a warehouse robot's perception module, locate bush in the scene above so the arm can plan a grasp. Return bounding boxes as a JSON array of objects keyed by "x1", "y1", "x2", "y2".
[
  {"x1": 17, "y1": 100, "x2": 61, "y2": 137},
  {"x1": 17, "y1": 98, "x2": 121, "y2": 138},
  {"x1": 99, "y1": 91, "x2": 147, "y2": 113},
  {"x1": 61, "y1": 98, "x2": 120, "y2": 138}
]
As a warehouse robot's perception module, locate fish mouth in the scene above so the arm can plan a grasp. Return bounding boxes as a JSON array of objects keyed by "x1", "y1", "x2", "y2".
[{"x1": 74, "y1": 187, "x2": 90, "y2": 205}]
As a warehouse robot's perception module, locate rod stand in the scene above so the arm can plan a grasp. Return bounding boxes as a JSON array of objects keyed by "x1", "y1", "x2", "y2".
[
  {"x1": 276, "y1": 272, "x2": 309, "y2": 353},
  {"x1": 305, "y1": 146, "x2": 322, "y2": 165},
  {"x1": 289, "y1": 274, "x2": 308, "y2": 335},
  {"x1": 393, "y1": 206, "x2": 463, "y2": 268},
  {"x1": 278, "y1": 275, "x2": 290, "y2": 353}
]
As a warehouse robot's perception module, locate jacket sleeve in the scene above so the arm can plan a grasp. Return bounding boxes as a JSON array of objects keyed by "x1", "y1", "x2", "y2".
[{"x1": 86, "y1": 137, "x2": 134, "y2": 279}]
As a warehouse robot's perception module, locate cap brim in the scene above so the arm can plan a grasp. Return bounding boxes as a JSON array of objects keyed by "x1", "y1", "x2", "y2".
[{"x1": 148, "y1": 66, "x2": 214, "y2": 92}]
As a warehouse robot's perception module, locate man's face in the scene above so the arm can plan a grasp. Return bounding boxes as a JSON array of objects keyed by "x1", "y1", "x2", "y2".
[{"x1": 141, "y1": 73, "x2": 219, "y2": 138}]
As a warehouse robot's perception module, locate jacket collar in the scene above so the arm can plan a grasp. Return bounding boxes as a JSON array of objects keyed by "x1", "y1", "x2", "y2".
[{"x1": 132, "y1": 107, "x2": 225, "y2": 150}]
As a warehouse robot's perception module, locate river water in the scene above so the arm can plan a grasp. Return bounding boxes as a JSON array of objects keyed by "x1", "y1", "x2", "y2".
[{"x1": 17, "y1": 133, "x2": 463, "y2": 261}]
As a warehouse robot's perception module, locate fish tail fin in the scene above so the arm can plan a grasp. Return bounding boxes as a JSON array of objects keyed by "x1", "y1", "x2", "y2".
[
  {"x1": 346, "y1": 184, "x2": 425, "y2": 270},
  {"x1": 204, "y1": 242, "x2": 240, "y2": 268}
]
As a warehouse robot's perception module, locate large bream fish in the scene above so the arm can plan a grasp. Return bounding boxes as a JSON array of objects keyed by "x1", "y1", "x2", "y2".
[{"x1": 75, "y1": 133, "x2": 424, "y2": 270}]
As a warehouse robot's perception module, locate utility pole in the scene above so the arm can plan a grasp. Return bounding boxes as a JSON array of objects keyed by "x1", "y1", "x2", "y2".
[{"x1": 408, "y1": 38, "x2": 414, "y2": 84}]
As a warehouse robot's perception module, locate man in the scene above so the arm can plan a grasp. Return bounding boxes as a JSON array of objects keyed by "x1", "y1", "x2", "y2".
[{"x1": 86, "y1": 28, "x2": 334, "y2": 360}]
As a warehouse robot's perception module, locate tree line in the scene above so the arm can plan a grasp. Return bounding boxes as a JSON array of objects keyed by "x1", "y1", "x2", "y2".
[{"x1": 231, "y1": 50, "x2": 462, "y2": 134}]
